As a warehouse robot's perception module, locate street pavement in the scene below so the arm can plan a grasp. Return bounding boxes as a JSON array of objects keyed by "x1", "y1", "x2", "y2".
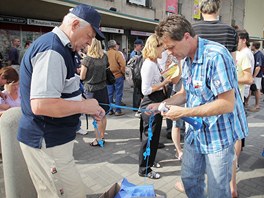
[{"x1": 0, "y1": 82, "x2": 264, "y2": 198}]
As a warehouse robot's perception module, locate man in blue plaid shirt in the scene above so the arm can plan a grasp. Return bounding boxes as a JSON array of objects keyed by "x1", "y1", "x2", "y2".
[{"x1": 148, "y1": 15, "x2": 248, "y2": 198}]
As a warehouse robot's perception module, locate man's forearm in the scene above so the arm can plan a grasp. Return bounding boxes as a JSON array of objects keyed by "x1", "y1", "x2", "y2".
[
  {"x1": 253, "y1": 67, "x2": 260, "y2": 78},
  {"x1": 31, "y1": 98, "x2": 84, "y2": 118},
  {"x1": 184, "y1": 89, "x2": 235, "y2": 117},
  {"x1": 164, "y1": 91, "x2": 186, "y2": 106}
]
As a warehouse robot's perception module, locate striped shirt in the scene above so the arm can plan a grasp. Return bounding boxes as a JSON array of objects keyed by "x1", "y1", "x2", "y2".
[
  {"x1": 192, "y1": 20, "x2": 237, "y2": 53},
  {"x1": 182, "y1": 38, "x2": 248, "y2": 154},
  {"x1": 18, "y1": 27, "x2": 82, "y2": 149}
]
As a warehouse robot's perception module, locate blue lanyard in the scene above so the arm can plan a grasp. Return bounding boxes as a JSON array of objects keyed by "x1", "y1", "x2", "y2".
[
  {"x1": 93, "y1": 103, "x2": 154, "y2": 166},
  {"x1": 93, "y1": 102, "x2": 202, "y2": 179}
]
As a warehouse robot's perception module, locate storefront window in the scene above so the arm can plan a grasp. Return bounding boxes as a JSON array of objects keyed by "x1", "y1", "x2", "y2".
[{"x1": 0, "y1": 24, "x2": 51, "y2": 66}]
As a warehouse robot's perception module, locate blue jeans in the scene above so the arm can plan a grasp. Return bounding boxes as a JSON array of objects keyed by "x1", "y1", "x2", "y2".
[
  {"x1": 181, "y1": 142, "x2": 234, "y2": 198},
  {"x1": 107, "y1": 76, "x2": 124, "y2": 113}
]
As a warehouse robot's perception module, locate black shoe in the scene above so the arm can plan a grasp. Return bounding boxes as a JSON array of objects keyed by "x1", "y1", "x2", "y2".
[
  {"x1": 166, "y1": 132, "x2": 172, "y2": 139},
  {"x1": 158, "y1": 143, "x2": 165, "y2": 149}
]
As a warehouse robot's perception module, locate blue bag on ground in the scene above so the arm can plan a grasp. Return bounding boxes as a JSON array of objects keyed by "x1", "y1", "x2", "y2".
[{"x1": 114, "y1": 178, "x2": 156, "y2": 198}]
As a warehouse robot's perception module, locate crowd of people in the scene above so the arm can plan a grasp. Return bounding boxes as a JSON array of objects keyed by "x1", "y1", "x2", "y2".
[{"x1": 0, "y1": 0, "x2": 264, "y2": 197}]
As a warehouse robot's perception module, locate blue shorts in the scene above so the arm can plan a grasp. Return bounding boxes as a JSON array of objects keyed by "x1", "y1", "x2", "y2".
[{"x1": 172, "y1": 119, "x2": 184, "y2": 128}]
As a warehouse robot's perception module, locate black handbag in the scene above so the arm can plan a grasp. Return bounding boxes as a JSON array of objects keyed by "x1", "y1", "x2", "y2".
[{"x1": 106, "y1": 67, "x2": 116, "y2": 85}]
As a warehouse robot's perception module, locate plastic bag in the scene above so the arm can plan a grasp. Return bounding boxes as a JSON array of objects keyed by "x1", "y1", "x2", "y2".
[{"x1": 114, "y1": 178, "x2": 155, "y2": 198}]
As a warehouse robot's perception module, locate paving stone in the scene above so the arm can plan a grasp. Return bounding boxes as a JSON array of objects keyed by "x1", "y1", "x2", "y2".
[{"x1": 1, "y1": 85, "x2": 264, "y2": 197}]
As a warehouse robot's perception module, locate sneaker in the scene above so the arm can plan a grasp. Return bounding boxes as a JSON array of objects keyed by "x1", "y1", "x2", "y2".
[
  {"x1": 138, "y1": 170, "x2": 161, "y2": 179},
  {"x1": 76, "y1": 128, "x2": 88, "y2": 135},
  {"x1": 108, "y1": 110, "x2": 114, "y2": 115},
  {"x1": 115, "y1": 112, "x2": 125, "y2": 116},
  {"x1": 153, "y1": 162, "x2": 162, "y2": 168},
  {"x1": 135, "y1": 112, "x2": 141, "y2": 118}
]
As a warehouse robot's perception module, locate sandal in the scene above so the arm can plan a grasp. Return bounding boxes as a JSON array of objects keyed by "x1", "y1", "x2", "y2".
[
  {"x1": 90, "y1": 139, "x2": 100, "y2": 147},
  {"x1": 138, "y1": 170, "x2": 161, "y2": 179},
  {"x1": 90, "y1": 138, "x2": 105, "y2": 147}
]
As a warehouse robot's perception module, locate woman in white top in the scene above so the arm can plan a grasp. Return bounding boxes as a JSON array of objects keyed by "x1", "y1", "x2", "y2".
[
  {"x1": 138, "y1": 34, "x2": 171, "y2": 179},
  {"x1": 0, "y1": 69, "x2": 20, "y2": 116}
]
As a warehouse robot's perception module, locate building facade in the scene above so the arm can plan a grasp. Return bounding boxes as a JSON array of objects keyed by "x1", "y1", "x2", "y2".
[
  {"x1": 244, "y1": 0, "x2": 264, "y2": 45},
  {"x1": 1, "y1": 0, "x2": 261, "y2": 66}
]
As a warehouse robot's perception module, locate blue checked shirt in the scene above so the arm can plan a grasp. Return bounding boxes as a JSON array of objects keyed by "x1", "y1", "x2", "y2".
[{"x1": 182, "y1": 37, "x2": 248, "y2": 154}]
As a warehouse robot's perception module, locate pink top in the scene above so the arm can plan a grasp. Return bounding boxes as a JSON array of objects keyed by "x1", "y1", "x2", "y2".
[{"x1": 0, "y1": 90, "x2": 21, "y2": 107}]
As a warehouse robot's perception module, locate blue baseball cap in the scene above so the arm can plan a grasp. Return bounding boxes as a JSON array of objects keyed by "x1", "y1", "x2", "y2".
[
  {"x1": 70, "y1": 4, "x2": 105, "y2": 40},
  {"x1": 134, "y1": 39, "x2": 144, "y2": 45}
]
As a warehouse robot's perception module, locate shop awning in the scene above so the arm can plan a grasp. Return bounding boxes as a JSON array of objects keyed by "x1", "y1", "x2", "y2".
[
  {"x1": 249, "y1": 36, "x2": 264, "y2": 42},
  {"x1": 0, "y1": 0, "x2": 157, "y2": 32},
  {"x1": 42, "y1": 0, "x2": 158, "y2": 32}
]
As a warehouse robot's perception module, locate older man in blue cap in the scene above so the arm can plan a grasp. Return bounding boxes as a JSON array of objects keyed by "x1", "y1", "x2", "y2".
[
  {"x1": 130, "y1": 39, "x2": 144, "y2": 59},
  {"x1": 18, "y1": 4, "x2": 105, "y2": 197}
]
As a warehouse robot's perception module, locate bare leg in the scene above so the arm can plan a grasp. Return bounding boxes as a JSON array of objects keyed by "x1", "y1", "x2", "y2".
[
  {"x1": 255, "y1": 90, "x2": 260, "y2": 109},
  {"x1": 230, "y1": 158, "x2": 238, "y2": 197},
  {"x1": 244, "y1": 91, "x2": 251, "y2": 107},
  {"x1": 235, "y1": 140, "x2": 242, "y2": 159},
  {"x1": 230, "y1": 140, "x2": 241, "y2": 197},
  {"x1": 172, "y1": 125, "x2": 185, "y2": 193},
  {"x1": 95, "y1": 116, "x2": 107, "y2": 139},
  {"x1": 171, "y1": 126, "x2": 183, "y2": 159}
]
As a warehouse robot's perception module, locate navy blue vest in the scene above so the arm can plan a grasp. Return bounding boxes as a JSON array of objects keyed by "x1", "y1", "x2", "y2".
[{"x1": 18, "y1": 32, "x2": 81, "y2": 148}]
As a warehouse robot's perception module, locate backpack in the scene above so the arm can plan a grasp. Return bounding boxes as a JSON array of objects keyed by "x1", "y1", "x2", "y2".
[{"x1": 127, "y1": 55, "x2": 144, "y2": 88}]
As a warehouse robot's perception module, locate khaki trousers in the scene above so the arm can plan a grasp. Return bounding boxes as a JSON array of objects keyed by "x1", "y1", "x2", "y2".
[{"x1": 20, "y1": 140, "x2": 86, "y2": 198}]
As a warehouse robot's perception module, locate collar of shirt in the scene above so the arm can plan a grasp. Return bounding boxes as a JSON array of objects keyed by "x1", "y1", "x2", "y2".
[
  {"x1": 192, "y1": 37, "x2": 205, "y2": 65},
  {"x1": 52, "y1": 26, "x2": 71, "y2": 47}
]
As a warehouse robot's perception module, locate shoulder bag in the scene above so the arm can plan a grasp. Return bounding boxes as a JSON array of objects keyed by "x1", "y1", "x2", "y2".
[{"x1": 106, "y1": 67, "x2": 115, "y2": 85}]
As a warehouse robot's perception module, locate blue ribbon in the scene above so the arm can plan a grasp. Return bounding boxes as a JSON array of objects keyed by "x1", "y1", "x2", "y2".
[
  {"x1": 96, "y1": 103, "x2": 203, "y2": 179},
  {"x1": 143, "y1": 114, "x2": 154, "y2": 160},
  {"x1": 98, "y1": 103, "x2": 154, "y2": 171}
]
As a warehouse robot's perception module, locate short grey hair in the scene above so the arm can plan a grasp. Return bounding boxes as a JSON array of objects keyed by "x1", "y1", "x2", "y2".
[
  {"x1": 63, "y1": 12, "x2": 90, "y2": 28},
  {"x1": 200, "y1": 0, "x2": 220, "y2": 14}
]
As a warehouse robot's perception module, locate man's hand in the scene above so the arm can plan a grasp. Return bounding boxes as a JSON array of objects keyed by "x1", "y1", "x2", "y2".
[
  {"x1": 161, "y1": 105, "x2": 186, "y2": 120},
  {"x1": 82, "y1": 99, "x2": 105, "y2": 121},
  {"x1": 145, "y1": 103, "x2": 161, "y2": 115}
]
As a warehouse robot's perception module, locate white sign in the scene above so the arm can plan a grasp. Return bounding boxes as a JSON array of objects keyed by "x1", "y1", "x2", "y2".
[
  {"x1": 27, "y1": 19, "x2": 61, "y2": 27},
  {"x1": 128, "y1": 0, "x2": 146, "y2": 6},
  {"x1": 131, "y1": 30, "x2": 152, "y2": 37},
  {"x1": 101, "y1": 27, "x2": 124, "y2": 34}
]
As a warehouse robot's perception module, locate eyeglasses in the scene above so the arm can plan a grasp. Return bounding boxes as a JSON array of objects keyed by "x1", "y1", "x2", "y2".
[{"x1": 157, "y1": 43, "x2": 163, "y2": 48}]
